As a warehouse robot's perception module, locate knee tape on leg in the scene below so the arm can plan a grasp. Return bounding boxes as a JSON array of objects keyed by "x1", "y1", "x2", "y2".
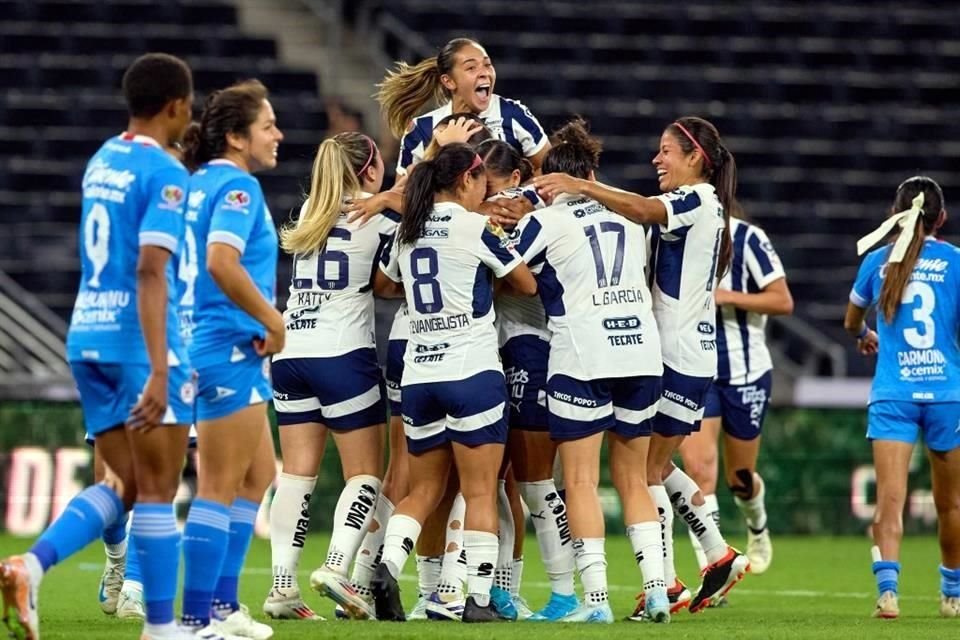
[{"x1": 729, "y1": 468, "x2": 754, "y2": 500}]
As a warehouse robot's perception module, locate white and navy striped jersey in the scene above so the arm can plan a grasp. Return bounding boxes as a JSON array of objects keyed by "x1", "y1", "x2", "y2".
[
  {"x1": 649, "y1": 183, "x2": 726, "y2": 378},
  {"x1": 514, "y1": 193, "x2": 662, "y2": 381},
  {"x1": 396, "y1": 95, "x2": 547, "y2": 173},
  {"x1": 716, "y1": 218, "x2": 786, "y2": 384},
  {"x1": 380, "y1": 231, "x2": 410, "y2": 342},
  {"x1": 274, "y1": 197, "x2": 398, "y2": 361},
  {"x1": 381, "y1": 202, "x2": 523, "y2": 384},
  {"x1": 493, "y1": 187, "x2": 549, "y2": 345}
]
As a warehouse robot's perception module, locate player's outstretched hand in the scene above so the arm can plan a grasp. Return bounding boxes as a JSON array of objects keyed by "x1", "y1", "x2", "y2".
[{"x1": 533, "y1": 172, "x2": 585, "y2": 201}]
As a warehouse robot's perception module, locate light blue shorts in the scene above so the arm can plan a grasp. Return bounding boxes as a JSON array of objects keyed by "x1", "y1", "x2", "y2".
[{"x1": 868, "y1": 401, "x2": 960, "y2": 452}]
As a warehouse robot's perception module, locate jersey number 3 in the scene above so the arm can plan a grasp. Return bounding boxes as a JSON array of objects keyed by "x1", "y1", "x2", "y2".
[{"x1": 902, "y1": 281, "x2": 936, "y2": 349}]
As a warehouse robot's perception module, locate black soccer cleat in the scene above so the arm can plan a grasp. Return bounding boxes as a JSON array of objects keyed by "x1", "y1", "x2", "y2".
[
  {"x1": 371, "y1": 564, "x2": 406, "y2": 622},
  {"x1": 689, "y1": 547, "x2": 749, "y2": 613},
  {"x1": 461, "y1": 596, "x2": 500, "y2": 623}
]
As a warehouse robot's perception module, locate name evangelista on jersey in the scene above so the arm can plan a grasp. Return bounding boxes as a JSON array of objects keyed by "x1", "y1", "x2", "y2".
[
  {"x1": 513, "y1": 193, "x2": 662, "y2": 381},
  {"x1": 381, "y1": 202, "x2": 523, "y2": 384},
  {"x1": 397, "y1": 95, "x2": 547, "y2": 173},
  {"x1": 851, "y1": 238, "x2": 960, "y2": 404},
  {"x1": 66, "y1": 133, "x2": 188, "y2": 365},
  {"x1": 274, "y1": 199, "x2": 398, "y2": 361},
  {"x1": 716, "y1": 217, "x2": 786, "y2": 384},
  {"x1": 648, "y1": 183, "x2": 726, "y2": 378}
]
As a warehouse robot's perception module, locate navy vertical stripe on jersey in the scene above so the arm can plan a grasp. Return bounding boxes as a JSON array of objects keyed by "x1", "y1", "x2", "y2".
[
  {"x1": 472, "y1": 264, "x2": 494, "y2": 318},
  {"x1": 481, "y1": 227, "x2": 516, "y2": 266},
  {"x1": 730, "y1": 223, "x2": 750, "y2": 375},
  {"x1": 716, "y1": 307, "x2": 730, "y2": 380},
  {"x1": 515, "y1": 217, "x2": 543, "y2": 256},
  {"x1": 747, "y1": 233, "x2": 775, "y2": 276},
  {"x1": 535, "y1": 259, "x2": 566, "y2": 317},
  {"x1": 654, "y1": 226, "x2": 690, "y2": 300}
]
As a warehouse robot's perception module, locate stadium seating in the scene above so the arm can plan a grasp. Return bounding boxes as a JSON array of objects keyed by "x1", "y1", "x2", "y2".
[
  {"x1": 356, "y1": 0, "x2": 960, "y2": 370},
  {"x1": 0, "y1": 0, "x2": 325, "y2": 318}
]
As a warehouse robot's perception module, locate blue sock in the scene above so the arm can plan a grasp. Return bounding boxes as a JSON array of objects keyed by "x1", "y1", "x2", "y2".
[
  {"x1": 125, "y1": 532, "x2": 142, "y2": 585},
  {"x1": 940, "y1": 565, "x2": 960, "y2": 597},
  {"x1": 102, "y1": 512, "x2": 128, "y2": 547},
  {"x1": 181, "y1": 499, "x2": 230, "y2": 627},
  {"x1": 873, "y1": 560, "x2": 900, "y2": 596},
  {"x1": 131, "y1": 504, "x2": 180, "y2": 625},
  {"x1": 213, "y1": 498, "x2": 259, "y2": 613},
  {"x1": 29, "y1": 484, "x2": 124, "y2": 572}
]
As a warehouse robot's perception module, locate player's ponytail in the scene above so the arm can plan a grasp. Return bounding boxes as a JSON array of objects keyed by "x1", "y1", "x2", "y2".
[
  {"x1": 399, "y1": 143, "x2": 484, "y2": 246},
  {"x1": 875, "y1": 176, "x2": 945, "y2": 321},
  {"x1": 478, "y1": 139, "x2": 533, "y2": 186},
  {"x1": 377, "y1": 38, "x2": 483, "y2": 139},
  {"x1": 542, "y1": 116, "x2": 602, "y2": 179},
  {"x1": 181, "y1": 80, "x2": 268, "y2": 172},
  {"x1": 669, "y1": 116, "x2": 735, "y2": 279}
]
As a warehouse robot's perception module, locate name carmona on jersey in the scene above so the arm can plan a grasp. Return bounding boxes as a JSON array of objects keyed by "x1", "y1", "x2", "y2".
[{"x1": 409, "y1": 312, "x2": 471, "y2": 335}]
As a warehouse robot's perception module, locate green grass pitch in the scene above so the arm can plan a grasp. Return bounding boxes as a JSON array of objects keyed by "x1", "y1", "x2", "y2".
[{"x1": 0, "y1": 533, "x2": 950, "y2": 639}]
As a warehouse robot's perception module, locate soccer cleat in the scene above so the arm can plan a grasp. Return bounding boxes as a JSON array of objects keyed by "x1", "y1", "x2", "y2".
[
  {"x1": 407, "y1": 594, "x2": 430, "y2": 620},
  {"x1": 333, "y1": 604, "x2": 348, "y2": 620},
  {"x1": 310, "y1": 566, "x2": 375, "y2": 620},
  {"x1": 179, "y1": 621, "x2": 245, "y2": 640},
  {"x1": 98, "y1": 557, "x2": 125, "y2": 615},
  {"x1": 560, "y1": 601, "x2": 614, "y2": 624},
  {"x1": 628, "y1": 580, "x2": 691, "y2": 620},
  {"x1": 689, "y1": 547, "x2": 750, "y2": 613},
  {"x1": 262, "y1": 588, "x2": 323, "y2": 621},
  {"x1": 425, "y1": 591, "x2": 465, "y2": 621},
  {"x1": 746, "y1": 528, "x2": 773, "y2": 575},
  {"x1": 461, "y1": 596, "x2": 500, "y2": 623},
  {"x1": 117, "y1": 583, "x2": 146, "y2": 620},
  {"x1": 490, "y1": 586, "x2": 518, "y2": 620},
  {"x1": 512, "y1": 595, "x2": 534, "y2": 620},
  {"x1": 371, "y1": 564, "x2": 405, "y2": 622},
  {"x1": 213, "y1": 604, "x2": 274, "y2": 639},
  {"x1": 873, "y1": 591, "x2": 899, "y2": 619},
  {"x1": 140, "y1": 623, "x2": 236, "y2": 640},
  {"x1": 0, "y1": 556, "x2": 39, "y2": 640},
  {"x1": 528, "y1": 592, "x2": 579, "y2": 621},
  {"x1": 642, "y1": 589, "x2": 671, "y2": 623},
  {"x1": 940, "y1": 595, "x2": 960, "y2": 618}
]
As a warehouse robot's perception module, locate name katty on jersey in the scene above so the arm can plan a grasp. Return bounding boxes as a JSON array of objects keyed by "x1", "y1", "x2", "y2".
[{"x1": 82, "y1": 159, "x2": 136, "y2": 203}]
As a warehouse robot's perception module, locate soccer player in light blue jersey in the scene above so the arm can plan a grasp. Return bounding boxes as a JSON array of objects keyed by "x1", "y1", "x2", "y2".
[
  {"x1": 845, "y1": 176, "x2": 960, "y2": 620},
  {"x1": 0, "y1": 53, "x2": 195, "y2": 640},
  {"x1": 178, "y1": 80, "x2": 284, "y2": 640},
  {"x1": 536, "y1": 116, "x2": 750, "y2": 615}
]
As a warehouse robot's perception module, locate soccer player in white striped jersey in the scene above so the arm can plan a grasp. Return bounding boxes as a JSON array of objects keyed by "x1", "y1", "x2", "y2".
[
  {"x1": 370, "y1": 143, "x2": 537, "y2": 623},
  {"x1": 517, "y1": 119, "x2": 669, "y2": 624},
  {"x1": 679, "y1": 211, "x2": 793, "y2": 580},
  {"x1": 377, "y1": 37, "x2": 550, "y2": 175},
  {"x1": 535, "y1": 116, "x2": 750, "y2": 616},
  {"x1": 265, "y1": 133, "x2": 396, "y2": 621}
]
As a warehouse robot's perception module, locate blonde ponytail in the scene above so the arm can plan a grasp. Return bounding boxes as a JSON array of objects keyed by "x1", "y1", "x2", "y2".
[{"x1": 376, "y1": 57, "x2": 445, "y2": 139}]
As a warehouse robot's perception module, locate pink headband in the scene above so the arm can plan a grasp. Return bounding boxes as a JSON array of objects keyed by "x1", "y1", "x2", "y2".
[
  {"x1": 356, "y1": 135, "x2": 376, "y2": 177},
  {"x1": 673, "y1": 121, "x2": 712, "y2": 169}
]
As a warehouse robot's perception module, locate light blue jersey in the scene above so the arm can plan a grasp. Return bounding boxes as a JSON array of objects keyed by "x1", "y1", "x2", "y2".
[
  {"x1": 185, "y1": 159, "x2": 278, "y2": 368},
  {"x1": 851, "y1": 238, "x2": 960, "y2": 403},
  {"x1": 66, "y1": 133, "x2": 189, "y2": 364}
]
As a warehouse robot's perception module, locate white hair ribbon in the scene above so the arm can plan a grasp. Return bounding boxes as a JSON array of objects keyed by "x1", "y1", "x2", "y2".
[{"x1": 856, "y1": 192, "x2": 925, "y2": 262}]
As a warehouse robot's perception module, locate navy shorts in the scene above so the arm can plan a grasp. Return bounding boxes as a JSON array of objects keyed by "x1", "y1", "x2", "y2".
[
  {"x1": 546, "y1": 373, "x2": 661, "y2": 441},
  {"x1": 703, "y1": 371, "x2": 772, "y2": 441},
  {"x1": 652, "y1": 365, "x2": 714, "y2": 437},
  {"x1": 501, "y1": 335, "x2": 549, "y2": 431},
  {"x1": 402, "y1": 370, "x2": 508, "y2": 454},
  {"x1": 272, "y1": 348, "x2": 386, "y2": 430},
  {"x1": 385, "y1": 339, "x2": 406, "y2": 416},
  {"x1": 868, "y1": 401, "x2": 960, "y2": 452},
  {"x1": 71, "y1": 359, "x2": 195, "y2": 436}
]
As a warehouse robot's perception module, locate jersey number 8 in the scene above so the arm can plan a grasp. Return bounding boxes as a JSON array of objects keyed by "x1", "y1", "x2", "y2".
[{"x1": 410, "y1": 247, "x2": 444, "y2": 313}]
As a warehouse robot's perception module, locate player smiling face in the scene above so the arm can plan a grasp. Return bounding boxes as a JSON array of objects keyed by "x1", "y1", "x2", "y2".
[
  {"x1": 653, "y1": 129, "x2": 703, "y2": 192},
  {"x1": 244, "y1": 99, "x2": 284, "y2": 173},
  {"x1": 441, "y1": 42, "x2": 496, "y2": 114}
]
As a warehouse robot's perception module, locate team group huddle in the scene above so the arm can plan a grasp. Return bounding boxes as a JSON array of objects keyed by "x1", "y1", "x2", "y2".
[{"x1": 1, "y1": 32, "x2": 958, "y2": 640}]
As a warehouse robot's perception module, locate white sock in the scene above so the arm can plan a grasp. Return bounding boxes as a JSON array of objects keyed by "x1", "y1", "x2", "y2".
[
  {"x1": 734, "y1": 474, "x2": 768, "y2": 532},
  {"x1": 649, "y1": 485, "x2": 676, "y2": 586},
  {"x1": 326, "y1": 475, "x2": 381, "y2": 574},
  {"x1": 664, "y1": 468, "x2": 727, "y2": 564},
  {"x1": 104, "y1": 539, "x2": 127, "y2": 563},
  {"x1": 436, "y1": 493, "x2": 466, "y2": 597},
  {"x1": 511, "y1": 557, "x2": 523, "y2": 598},
  {"x1": 574, "y1": 538, "x2": 608, "y2": 605},
  {"x1": 269, "y1": 472, "x2": 317, "y2": 592},
  {"x1": 143, "y1": 622, "x2": 176, "y2": 637},
  {"x1": 350, "y1": 495, "x2": 394, "y2": 595},
  {"x1": 688, "y1": 493, "x2": 718, "y2": 571},
  {"x1": 627, "y1": 521, "x2": 667, "y2": 596},
  {"x1": 495, "y1": 480, "x2": 514, "y2": 591},
  {"x1": 416, "y1": 555, "x2": 443, "y2": 596},
  {"x1": 464, "y1": 530, "x2": 499, "y2": 607},
  {"x1": 519, "y1": 480, "x2": 575, "y2": 596},
  {"x1": 22, "y1": 552, "x2": 44, "y2": 585},
  {"x1": 380, "y1": 514, "x2": 422, "y2": 579}
]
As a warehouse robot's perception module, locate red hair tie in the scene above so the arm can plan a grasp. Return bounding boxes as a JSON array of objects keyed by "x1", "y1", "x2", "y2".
[
  {"x1": 673, "y1": 121, "x2": 712, "y2": 169},
  {"x1": 356, "y1": 135, "x2": 376, "y2": 177}
]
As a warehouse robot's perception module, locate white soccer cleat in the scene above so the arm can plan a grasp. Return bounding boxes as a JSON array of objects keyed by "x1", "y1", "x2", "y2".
[
  {"x1": 262, "y1": 588, "x2": 323, "y2": 621},
  {"x1": 407, "y1": 594, "x2": 430, "y2": 620},
  {"x1": 214, "y1": 604, "x2": 274, "y2": 639},
  {"x1": 746, "y1": 528, "x2": 773, "y2": 575},
  {"x1": 559, "y1": 601, "x2": 614, "y2": 624},
  {"x1": 310, "y1": 566, "x2": 375, "y2": 620},
  {"x1": 117, "y1": 583, "x2": 146, "y2": 620},
  {"x1": 98, "y1": 556, "x2": 126, "y2": 615},
  {"x1": 873, "y1": 591, "x2": 899, "y2": 619},
  {"x1": 140, "y1": 623, "x2": 240, "y2": 640},
  {"x1": 425, "y1": 592, "x2": 466, "y2": 621},
  {"x1": 0, "y1": 555, "x2": 39, "y2": 640},
  {"x1": 941, "y1": 595, "x2": 960, "y2": 618},
  {"x1": 512, "y1": 594, "x2": 534, "y2": 620}
]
